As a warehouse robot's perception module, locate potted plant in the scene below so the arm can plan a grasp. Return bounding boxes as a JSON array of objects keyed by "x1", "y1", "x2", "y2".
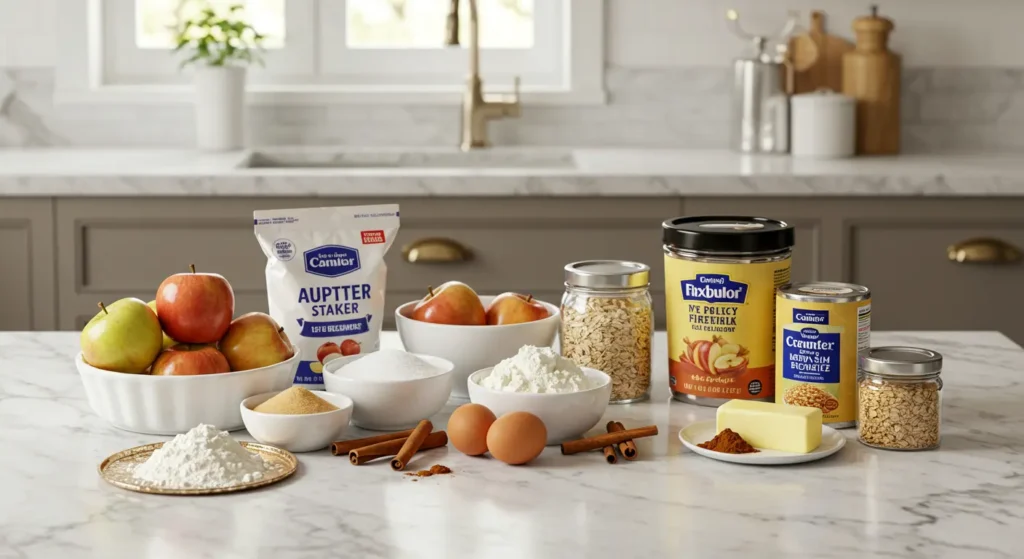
[{"x1": 174, "y1": 4, "x2": 265, "y2": 150}]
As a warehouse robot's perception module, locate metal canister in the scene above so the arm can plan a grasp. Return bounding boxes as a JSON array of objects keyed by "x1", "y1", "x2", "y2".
[
  {"x1": 775, "y1": 282, "x2": 871, "y2": 428},
  {"x1": 663, "y1": 216, "x2": 795, "y2": 406},
  {"x1": 732, "y1": 38, "x2": 790, "y2": 154}
]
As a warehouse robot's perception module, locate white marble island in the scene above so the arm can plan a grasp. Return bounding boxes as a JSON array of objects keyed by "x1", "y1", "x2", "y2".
[{"x1": 2, "y1": 331, "x2": 1023, "y2": 559}]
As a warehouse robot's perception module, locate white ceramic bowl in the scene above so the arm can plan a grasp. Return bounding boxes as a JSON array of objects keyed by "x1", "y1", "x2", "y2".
[
  {"x1": 76, "y1": 351, "x2": 300, "y2": 435},
  {"x1": 321, "y1": 353, "x2": 455, "y2": 431},
  {"x1": 395, "y1": 296, "x2": 561, "y2": 398},
  {"x1": 467, "y1": 367, "x2": 612, "y2": 445},
  {"x1": 241, "y1": 390, "x2": 354, "y2": 453}
]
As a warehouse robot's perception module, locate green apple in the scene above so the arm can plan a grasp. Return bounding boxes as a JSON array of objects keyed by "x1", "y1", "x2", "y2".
[
  {"x1": 81, "y1": 298, "x2": 163, "y2": 373},
  {"x1": 147, "y1": 300, "x2": 178, "y2": 350}
]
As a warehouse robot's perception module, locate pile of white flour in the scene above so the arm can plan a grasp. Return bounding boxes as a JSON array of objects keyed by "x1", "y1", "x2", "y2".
[
  {"x1": 133, "y1": 424, "x2": 271, "y2": 489},
  {"x1": 480, "y1": 346, "x2": 595, "y2": 393}
]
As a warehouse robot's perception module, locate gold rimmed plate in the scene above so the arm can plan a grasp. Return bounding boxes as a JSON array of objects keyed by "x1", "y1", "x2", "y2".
[{"x1": 99, "y1": 441, "x2": 298, "y2": 496}]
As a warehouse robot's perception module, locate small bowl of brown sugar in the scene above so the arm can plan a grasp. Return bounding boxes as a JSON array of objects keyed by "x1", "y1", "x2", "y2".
[{"x1": 241, "y1": 387, "x2": 353, "y2": 452}]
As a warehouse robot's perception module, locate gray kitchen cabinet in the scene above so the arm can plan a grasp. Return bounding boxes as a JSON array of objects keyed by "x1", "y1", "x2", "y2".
[
  {"x1": 3, "y1": 196, "x2": 1019, "y2": 344},
  {"x1": 0, "y1": 198, "x2": 56, "y2": 330}
]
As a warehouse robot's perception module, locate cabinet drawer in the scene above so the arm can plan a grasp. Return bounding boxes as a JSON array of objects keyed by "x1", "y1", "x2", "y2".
[{"x1": 850, "y1": 223, "x2": 1024, "y2": 343}]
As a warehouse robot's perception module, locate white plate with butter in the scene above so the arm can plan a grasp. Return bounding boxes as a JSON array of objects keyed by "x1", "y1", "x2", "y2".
[{"x1": 679, "y1": 420, "x2": 846, "y2": 465}]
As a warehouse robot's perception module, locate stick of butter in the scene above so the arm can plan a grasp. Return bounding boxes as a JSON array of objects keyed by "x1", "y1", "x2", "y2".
[{"x1": 716, "y1": 400, "x2": 823, "y2": 453}]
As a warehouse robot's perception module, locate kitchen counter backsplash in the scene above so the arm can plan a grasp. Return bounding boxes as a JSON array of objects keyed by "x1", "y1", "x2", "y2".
[{"x1": 3, "y1": 66, "x2": 1024, "y2": 152}]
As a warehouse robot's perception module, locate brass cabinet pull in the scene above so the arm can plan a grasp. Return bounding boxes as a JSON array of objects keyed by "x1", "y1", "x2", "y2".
[
  {"x1": 402, "y1": 238, "x2": 472, "y2": 264},
  {"x1": 947, "y1": 237, "x2": 1022, "y2": 264}
]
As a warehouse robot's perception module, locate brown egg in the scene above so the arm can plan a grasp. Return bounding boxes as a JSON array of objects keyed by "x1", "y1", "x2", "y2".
[
  {"x1": 447, "y1": 403, "x2": 497, "y2": 456},
  {"x1": 486, "y1": 411, "x2": 547, "y2": 465}
]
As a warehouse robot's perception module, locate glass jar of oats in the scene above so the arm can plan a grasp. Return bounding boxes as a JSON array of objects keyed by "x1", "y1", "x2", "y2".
[
  {"x1": 561, "y1": 260, "x2": 653, "y2": 404},
  {"x1": 857, "y1": 347, "x2": 943, "y2": 451}
]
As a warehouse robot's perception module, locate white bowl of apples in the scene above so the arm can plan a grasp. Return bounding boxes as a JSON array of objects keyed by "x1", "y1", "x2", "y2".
[
  {"x1": 395, "y1": 281, "x2": 560, "y2": 399},
  {"x1": 76, "y1": 265, "x2": 299, "y2": 435}
]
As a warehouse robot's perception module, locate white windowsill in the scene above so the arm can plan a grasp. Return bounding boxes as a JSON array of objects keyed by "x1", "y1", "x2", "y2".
[{"x1": 52, "y1": 83, "x2": 608, "y2": 106}]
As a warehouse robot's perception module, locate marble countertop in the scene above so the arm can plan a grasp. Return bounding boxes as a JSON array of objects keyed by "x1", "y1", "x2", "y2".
[
  {"x1": 2, "y1": 330, "x2": 1022, "y2": 558},
  {"x1": 2, "y1": 148, "x2": 1024, "y2": 196}
]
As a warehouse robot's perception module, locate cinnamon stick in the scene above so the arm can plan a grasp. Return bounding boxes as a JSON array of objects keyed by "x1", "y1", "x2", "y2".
[
  {"x1": 608, "y1": 421, "x2": 638, "y2": 461},
  {"x1": 560, "y1": 425, "x2": 658, "y2": 455},
  {"x1": 602, "y1": 444, "x2": 617, "y2": 464},
  {"x1": 391, "y1": 420, "x2": 434, "y2": 471},
  {"x1": 349, "y1": 430, "x2": 448, "y2": 466},
  {"x1": 331, "y1": 429, "x2": 415, "y2": 456}
]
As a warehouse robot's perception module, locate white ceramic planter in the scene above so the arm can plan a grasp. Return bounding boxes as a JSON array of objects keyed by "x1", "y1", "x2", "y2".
[{"x1": 193, "y1": 66, "x2": 246, "y2": 151}]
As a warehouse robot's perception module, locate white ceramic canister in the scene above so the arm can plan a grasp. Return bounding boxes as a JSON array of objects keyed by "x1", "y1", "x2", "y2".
[{"x1": 791, "y1": 89, "x2": 856, "y2": 159}]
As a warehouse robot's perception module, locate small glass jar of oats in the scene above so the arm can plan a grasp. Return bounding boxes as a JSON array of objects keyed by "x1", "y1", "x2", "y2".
[
  {"x1": 561, "y1": 260, "x2": 653, "y2": 404},
  {"x1": 858, "y1": 347, "x2": 943, "y2": 451}
]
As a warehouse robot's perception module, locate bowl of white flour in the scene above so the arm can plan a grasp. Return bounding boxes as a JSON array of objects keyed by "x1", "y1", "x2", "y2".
[{"x1": 468, "y1": 346, "x2": 611, "y2": 444}]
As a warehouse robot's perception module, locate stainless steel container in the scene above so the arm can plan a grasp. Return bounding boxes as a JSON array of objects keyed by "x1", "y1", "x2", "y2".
[{"x1": 732, "y1": 37, "x2": 789, "y2": 154}]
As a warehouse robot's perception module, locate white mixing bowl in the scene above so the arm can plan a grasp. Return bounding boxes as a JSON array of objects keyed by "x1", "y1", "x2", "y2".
[
  {"x1": 77, "y1": 351, "x2": 300, "y2": 435},
  {"x1": 395, "y1": 296, "x2": 560, "y2": 398},
  {"x1": 322, "y1": 353, "x2": 454, "y2": 431},
  {"x1": 467, "y1": 367, "x2": 612, "y2": 444},
  {"x1": 241, "y1": 390, "x2": 354, "y2": 453}
]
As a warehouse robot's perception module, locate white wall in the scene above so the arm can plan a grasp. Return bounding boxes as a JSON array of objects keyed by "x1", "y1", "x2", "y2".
[
  {"x1": 3, "y1": 0, "x2": 1024, "y2": 69},
  {"x1": 0, "y1": 0, "x2": 54, "y2": 67},
  {"x1": 608, "y1": 0, "x2": 1024, "y2": 68}
]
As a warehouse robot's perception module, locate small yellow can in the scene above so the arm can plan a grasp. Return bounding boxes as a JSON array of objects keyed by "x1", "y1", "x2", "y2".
[{"x1": 776, "y1": 282, "x2": 871, "y2": 428}]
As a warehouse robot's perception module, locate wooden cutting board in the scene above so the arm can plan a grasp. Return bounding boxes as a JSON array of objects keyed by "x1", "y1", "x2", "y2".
[{"x1": 788, "y1": 11, "x2": 854, "y2": 93}]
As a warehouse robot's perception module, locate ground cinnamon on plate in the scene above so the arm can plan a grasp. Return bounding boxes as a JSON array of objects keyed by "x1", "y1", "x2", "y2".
[{"x1": 697, "y1": 428, "x2": 759, "y2": 454}]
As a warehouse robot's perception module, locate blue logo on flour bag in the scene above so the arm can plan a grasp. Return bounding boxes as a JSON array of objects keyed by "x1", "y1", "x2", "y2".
[
  {"x1": 681, "y1": 274, "x2": 748, "y2": 304},
  {"x1": 782, "y1": 325, "x2": 840, "y2": 383},
  {"x1": 303, "y1": 245, "x2": 361, "y2": 278}
]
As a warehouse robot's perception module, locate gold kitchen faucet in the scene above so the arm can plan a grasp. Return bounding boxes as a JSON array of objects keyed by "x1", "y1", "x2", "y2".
[{"x1": 445, "y1": 0, "x2": 521, "y2": 150}]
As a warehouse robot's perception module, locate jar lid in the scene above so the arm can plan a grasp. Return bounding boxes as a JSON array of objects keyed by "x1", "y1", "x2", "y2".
[
  {"x1": 564, "y1": 260, "x2": 650, "y2": 289},
  {"x1": 662, "y1": 216, "x2": 794, "y2": 254},
  {"x1": 791, "y1": 89, "x2": 855, "y2": 107},
  {"x1": 860, "y1": 347, "x2": 943, "y2": 376},
  {"x1": 779, "y1": 282, "x2": 870, "y2": 303}
]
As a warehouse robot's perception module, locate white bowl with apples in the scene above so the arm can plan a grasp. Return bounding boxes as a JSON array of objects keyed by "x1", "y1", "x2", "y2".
[
  {"x1": 395, "y1": 282, "x2": 560, "y2": 399},
  {"x1": 240, "y1": 390, "x2": 354, "y2": 453},
  {"x1": 76, "y1": 265, "x2": 300, "y2": 435}
]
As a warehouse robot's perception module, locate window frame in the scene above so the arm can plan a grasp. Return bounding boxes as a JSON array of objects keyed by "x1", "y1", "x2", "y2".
[{"x1": 55, "y1": 0, "x2": 606, "y2": 105}]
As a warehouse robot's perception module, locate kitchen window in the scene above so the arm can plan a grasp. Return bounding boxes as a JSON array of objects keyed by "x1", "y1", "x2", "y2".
[{"x1": 55, "y1": 0, "x2": 605, "y2": 104}]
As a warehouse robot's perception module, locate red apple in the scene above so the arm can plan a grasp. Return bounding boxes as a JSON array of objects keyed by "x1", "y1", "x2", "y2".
[
  {"x1": 151, "y1": 344, "x2": 230, "y2": 376},
  {"x1": 485, "y1": 292, "x2": 550, "y2": 325},
  {"x1": 411, "y1": 281, "x2": 485, "y2": 325},
  {"x1": 219, "y1": 312, "x2": 295, "y2": 371},
  {"x1": 340, "y1": 339, "x2": 361, "y2": 356},
  {"x1": 317, "y1": 341, "x2": 341, "y2": 363},
  {"x1": 156, "y1": 264, "x2": 234, "y2": 344}
]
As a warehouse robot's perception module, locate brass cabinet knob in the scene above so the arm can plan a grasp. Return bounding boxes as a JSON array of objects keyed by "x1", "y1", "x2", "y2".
[
  {"x1": 947, "y1": 237, "x2": 1022, "y2": 264},
  {"x1": 402, "y1": 238, "x2": 472, "y2": 264}
]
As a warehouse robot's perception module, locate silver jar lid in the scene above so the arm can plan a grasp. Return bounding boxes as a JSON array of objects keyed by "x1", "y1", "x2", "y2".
[
  {"x1": 779, "y1": 282, "x2": 870, "y2": 303},
  {"x1": 860, "y1": 347, "x2": 943, "y2": 376},
  {"x1": 564, "y1": 260, "x2": 650, "y2": 289}
]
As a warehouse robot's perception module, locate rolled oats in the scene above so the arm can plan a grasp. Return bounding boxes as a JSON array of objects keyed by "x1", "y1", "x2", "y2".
[
  {"x1": 783, "y1": 383, "x2": 840, "y2": 413},
  {"x1": 561, "y1": 297, "x2": 653, "y2": 402},
  {"x1": 858, "y1": 378, "x2": 940, "y2": 450}
]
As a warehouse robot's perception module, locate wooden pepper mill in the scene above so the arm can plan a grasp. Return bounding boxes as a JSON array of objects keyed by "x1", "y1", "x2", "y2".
[{"x1": 842, "y1": 5, "x2": 901, "y2": 155}]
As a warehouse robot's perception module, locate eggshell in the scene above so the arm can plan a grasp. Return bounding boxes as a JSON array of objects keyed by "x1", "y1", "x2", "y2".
[
  {"x1": 448, "y1": 403, "x2": 496, "y2": 456},
  {"x1": 486, "y1": 411, "x2": 547, "y2": 465}
]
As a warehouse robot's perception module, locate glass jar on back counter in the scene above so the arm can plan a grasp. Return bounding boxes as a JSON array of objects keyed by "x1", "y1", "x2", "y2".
[
  {"x1": 561, "y1": 260, "x2": 653, "y2": 404},
  {"x1": 858, "y1": 347, "x2": 943, "y2": 451}
]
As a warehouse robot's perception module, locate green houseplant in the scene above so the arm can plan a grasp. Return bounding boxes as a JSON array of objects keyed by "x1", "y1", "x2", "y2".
[{"x1": 173, "y1": 4, "x2": 265, "y2": 150}]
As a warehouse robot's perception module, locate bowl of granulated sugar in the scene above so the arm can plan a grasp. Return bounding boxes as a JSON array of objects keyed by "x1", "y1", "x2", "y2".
[
  {"x1": 322, "y1": 349, "x2": 455, "y2": 431},
  {"x1": 241, "y1": 386, "x2": 353, "y2": 452}
]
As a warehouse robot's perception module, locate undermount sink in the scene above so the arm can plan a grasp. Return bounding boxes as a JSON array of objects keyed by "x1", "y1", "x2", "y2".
[{"x1": 243, "y1": 150, "x2": 578, "y2": 170}]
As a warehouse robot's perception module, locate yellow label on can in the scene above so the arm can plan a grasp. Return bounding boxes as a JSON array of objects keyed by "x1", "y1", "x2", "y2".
[
  {"x1": 665, "y1": 256, "x2": 791, "y2": 400},
  {"x1": 775, "y1": 295, "x2": 871, "y2": 425}
]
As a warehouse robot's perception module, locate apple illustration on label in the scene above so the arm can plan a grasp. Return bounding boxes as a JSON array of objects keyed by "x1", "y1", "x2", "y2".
[
  {"x1": 151, "y1": 344, "x2": 231, "y2": 376},
  {"x1": 411, "y1": 281, "x2": 486, "y2": 325},
  {"x1": 81, "y1": 299, "x2": 163, "y2": 373},
  {"x1": 317, "y1": 341, "x2": 341, "y2": 363},
  {"x1": 155, "y1": 264, "x2": 235, "y2": 344},
  {"x1": 340, "y1": 339, "x2": 361, "y2": 356},
  {"x1": 219, "y1": 312, "x2": 295, "y2": 371}
]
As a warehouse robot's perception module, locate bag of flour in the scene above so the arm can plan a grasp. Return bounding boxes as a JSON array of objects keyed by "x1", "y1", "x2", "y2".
[{"x1": 254, "y1": 205, "x2": 400, "y2": 388}]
